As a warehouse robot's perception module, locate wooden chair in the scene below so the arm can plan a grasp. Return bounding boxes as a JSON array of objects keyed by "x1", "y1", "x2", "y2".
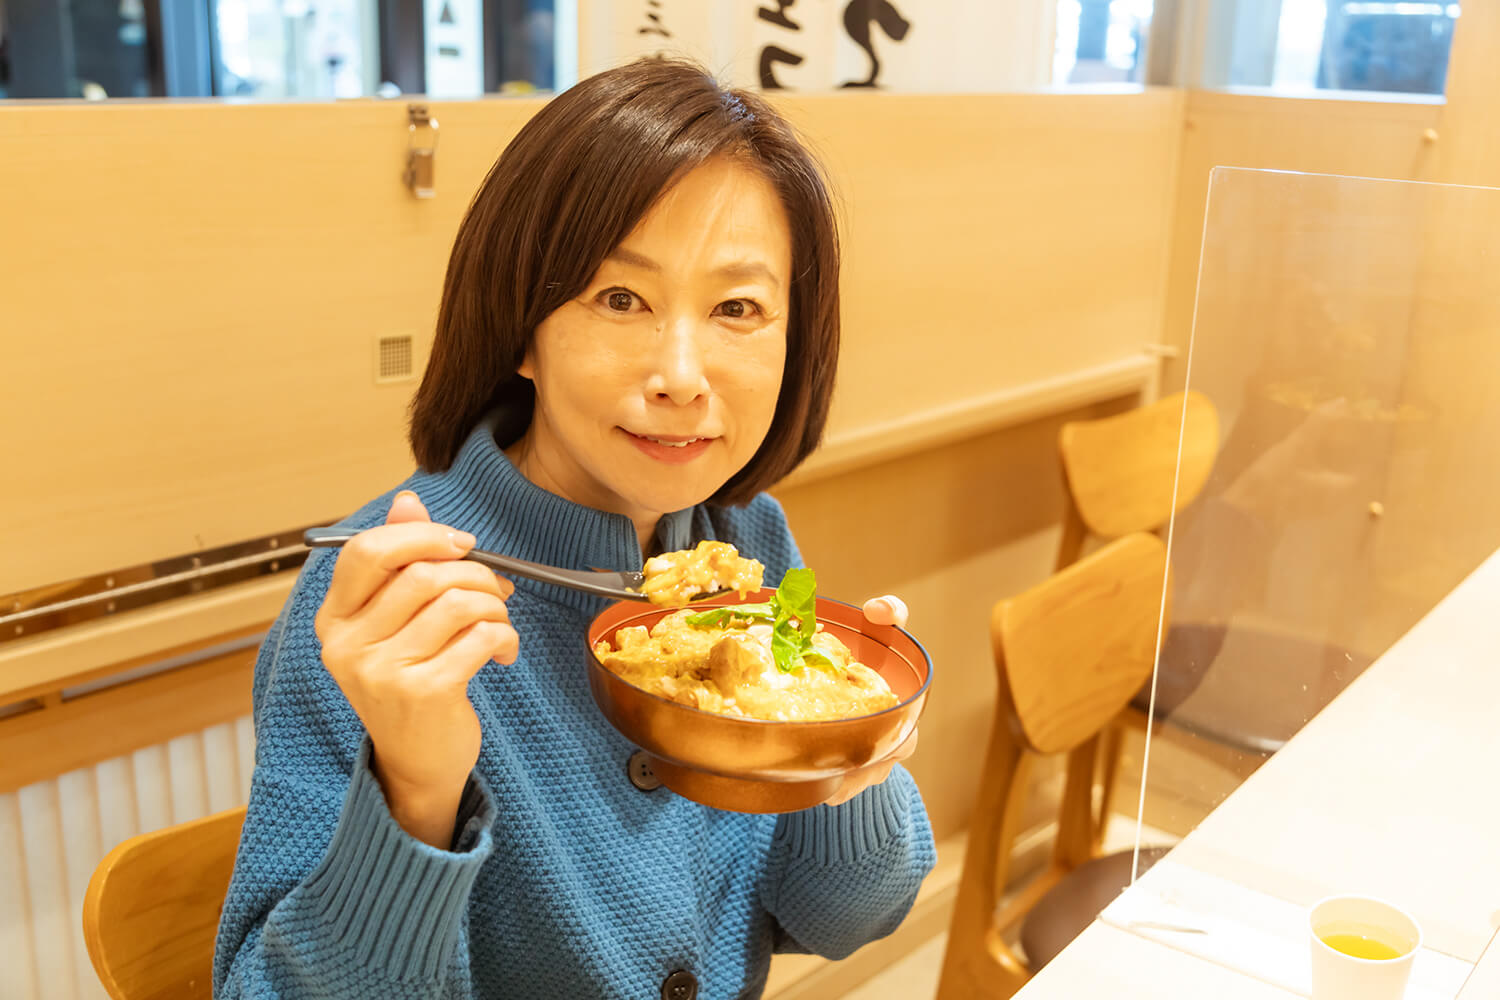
[
  {"x1": 1055, "y1": 390, "x2": 1220, "y2": 572},
  {"x1": 82, "y1": 806, "x2": 246, "y2": 1000},
  {"x1": 1062, "y1": 390, "x2": 1373, "y2": 794},
  {"x1": 936, "y1": 533, "x2": 1171, "y2": 1000},
  {"x1": 1055, "y1": 390, "x2": 1223, "y2": 834}
]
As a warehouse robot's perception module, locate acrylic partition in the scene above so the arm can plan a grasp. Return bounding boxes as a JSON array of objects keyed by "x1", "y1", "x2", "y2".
[{"x1": 1129, "y1": 168, "x2": 1500, "y2": 968}]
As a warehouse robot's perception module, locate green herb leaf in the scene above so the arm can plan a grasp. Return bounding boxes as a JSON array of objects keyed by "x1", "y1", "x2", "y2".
[
  {"x1": 685, "y1": 607, "x2": 734, "y2": 627},
  {"x1": 685, "y1": 603, "x2": 775, "y2": 628},
  {"x1": 776, "y1": 568, "x2": 818, "y2": 627},
  {"x1": 769, "y1": 568, "x2": 820, "y2": 672},
  {"x1": 770, "y1": 626, "x2": 802, "y2": 674},
  {"x1": 688, "y1": 568, "x2": 827, "y2": 674}
]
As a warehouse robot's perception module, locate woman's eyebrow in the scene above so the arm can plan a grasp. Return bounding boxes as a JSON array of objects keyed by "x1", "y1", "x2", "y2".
[
  {"x1": 606, "y1": 249, "x2": 782, "y2": 291},
  {"x1": 608, "y1": 247, "x2": 661, "y2": 272},
  {"x1": 712, "y1": 261, "x2": 781, "y2": 290}
]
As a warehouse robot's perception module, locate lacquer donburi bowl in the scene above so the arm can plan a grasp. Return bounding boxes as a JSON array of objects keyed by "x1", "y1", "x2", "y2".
[{"x1": 585, "y1": 589, "x2": 933, "y2": 814}]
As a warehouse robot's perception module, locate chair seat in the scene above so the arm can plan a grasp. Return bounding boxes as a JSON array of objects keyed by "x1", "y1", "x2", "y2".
[
  {"x1": 1131, "y1": 624, "x2": 1372, "y2": 754},
  {"x1": 1018, "y1": 846, "x2": 1171, "y2": 971}
]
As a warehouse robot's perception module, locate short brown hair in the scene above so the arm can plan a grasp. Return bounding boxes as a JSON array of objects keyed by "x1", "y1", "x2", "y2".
[{"x1": 408, "y1": 58, "x2": 841, "y2": 506}]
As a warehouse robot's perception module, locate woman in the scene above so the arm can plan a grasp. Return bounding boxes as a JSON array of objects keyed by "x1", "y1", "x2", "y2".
[{"x1": 214, "y1": 58, "x2": 934, "y2": 999}]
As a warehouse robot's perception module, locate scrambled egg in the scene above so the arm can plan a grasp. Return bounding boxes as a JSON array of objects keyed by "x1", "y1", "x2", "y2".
[
  {"x1": 594, "y1": 611, "x2": 898, "y2": 721},
  {"x1": 639, "y1": 541, "x2": 764, "y2": 607}
]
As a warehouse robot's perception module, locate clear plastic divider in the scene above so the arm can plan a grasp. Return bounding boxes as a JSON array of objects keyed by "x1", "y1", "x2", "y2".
[{"x1": 1132, "y1": 167, "x2": 1500, "y2": 967}]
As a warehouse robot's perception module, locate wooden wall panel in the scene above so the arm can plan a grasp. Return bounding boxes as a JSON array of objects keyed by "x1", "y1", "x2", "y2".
[
  {"x1": 1437, "y1": 1, "x2": 1500, "y2": 188},
  {"x1": 776, "y1": 89, "x2": 1180, "y2": 439},
  {"x1": 2, "y1": 98, "x2": 541, "y2": 595},
  {"x1": 1158, "y1": 92, "x2": 1444, "y2": 394},
  {"x1": 1, "y1": 90, "x2": 1180, "y2": 597}
]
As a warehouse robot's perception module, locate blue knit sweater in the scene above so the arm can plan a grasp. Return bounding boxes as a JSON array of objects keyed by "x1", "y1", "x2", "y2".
[{"x1": 213, "y1": 412, "x2": 936, "y2": 999}]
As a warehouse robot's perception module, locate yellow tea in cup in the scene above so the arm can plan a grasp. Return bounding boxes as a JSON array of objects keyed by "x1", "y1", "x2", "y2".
[
  {"x1": 1319, "y1": 933, "x2": 1405, "y2": 961},
  {"x1": 1309, "y1": 895, "x2": 1421, "y2": 1000}
]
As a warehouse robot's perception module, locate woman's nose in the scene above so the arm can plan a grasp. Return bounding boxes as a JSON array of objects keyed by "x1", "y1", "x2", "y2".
[{"x1": 645, "y1": 319, "x2": 711, "y2": 405}]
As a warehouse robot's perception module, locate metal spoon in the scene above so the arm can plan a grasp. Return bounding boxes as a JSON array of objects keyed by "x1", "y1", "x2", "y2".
[{"x1": 303, "y1": 527, "x2": 736, "y2": 604}]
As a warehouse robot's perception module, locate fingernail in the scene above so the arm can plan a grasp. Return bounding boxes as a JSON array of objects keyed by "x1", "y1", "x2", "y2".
[
  {"x1": 395, "y1": 490, "x2": 417, "y2": 503},
  {"x1": 449, "y1": 530, "x2": 476, "y2": 549}
]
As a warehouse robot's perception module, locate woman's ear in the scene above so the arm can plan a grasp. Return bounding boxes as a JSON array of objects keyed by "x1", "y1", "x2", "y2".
[{"x1": 517, "y1": 352, "x2": 535, "y2": 380}]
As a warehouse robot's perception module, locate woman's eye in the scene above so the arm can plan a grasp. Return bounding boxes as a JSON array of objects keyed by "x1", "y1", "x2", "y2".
[
  {"x1": 715, "y1": 299, "x2": 760, "y2": 320},
  {"x1": 604, "y1": 290, "x2": 637, "y2": 313}
]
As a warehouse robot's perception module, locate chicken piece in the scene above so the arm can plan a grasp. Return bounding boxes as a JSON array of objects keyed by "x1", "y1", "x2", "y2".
[
  {"x1": 647, "y1": 611, "x2": 731, "y2": 660},
  {"x1": 615, "y1": 625, "x2": 650, "y2": 649},
  {"x1": 707, "y1": 633, "x2": 782, "y2": 697},
  {"x1": 594, "y1": 612, "x2": 720, "y2": 692}
]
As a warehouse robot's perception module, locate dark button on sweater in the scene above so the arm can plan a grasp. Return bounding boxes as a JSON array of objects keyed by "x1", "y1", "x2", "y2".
[
  {"x1": 661, "y1": 969, "x2": 697, "y2": 1000},
  {"x1": 627, "y1": 750, "x2": 662, "y2": 792}
]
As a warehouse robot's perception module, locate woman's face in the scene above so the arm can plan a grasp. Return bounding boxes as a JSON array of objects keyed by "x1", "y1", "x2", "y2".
[{"x1": 515, "y1": 156, "x2": 792, "y2": 527}]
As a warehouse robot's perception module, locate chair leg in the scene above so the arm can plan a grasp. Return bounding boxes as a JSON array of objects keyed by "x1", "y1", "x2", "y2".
[
  {"x1": 1094, "y1": 720, "x2": 1126, "y2": 852},
  {"x1": 935, "y1": 929, "x2": 1030, "y2": 1000},
  {"x1": 938, "y1": 719, "x2": 1033, "y2": 1000}
]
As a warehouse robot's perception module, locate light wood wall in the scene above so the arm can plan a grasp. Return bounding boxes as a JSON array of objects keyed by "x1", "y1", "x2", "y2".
[
  {"x1": 1437, "y1": 1, "x2": 1500, "y2": 188},
  {"x1": 0, "y1": 90, "x2": 1181, "y2": 846},
  {"x1": 10, "y1": 0, "x2": 1500, "y2": 850},
  {"x1": 0, "y1": 90, "x2": 1180, "y2": 598},
  {"x1": 1157, "y1": 91, "x2": 1445, "y2": 393}
]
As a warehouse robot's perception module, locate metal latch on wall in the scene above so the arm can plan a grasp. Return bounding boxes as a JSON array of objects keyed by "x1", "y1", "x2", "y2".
[{"x1": 404, "y1": 104, "x2": 440, "y2": 199}]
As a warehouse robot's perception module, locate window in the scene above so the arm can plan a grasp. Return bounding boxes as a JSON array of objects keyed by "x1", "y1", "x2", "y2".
[
  {"x1": 0, "y1": 0, "x2": 566, "y2": 101},
  {"x1": 1053, "y1": 0, "x2": 1155, "y2": 85},
  {"x1": 1216, "y1": 0, "x2": 1460, "y2": 95},
  {"x1": 212, "y1": 0, "x2": 381, "y2": 100},
  {"x1": 0, "y1": 0, "x2": 156, "y2": 99}
]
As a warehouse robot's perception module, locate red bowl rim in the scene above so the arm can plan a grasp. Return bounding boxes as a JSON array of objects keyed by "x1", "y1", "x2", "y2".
[{"x1": 586, "y1": 594, "x2": 935, "y2": 727}]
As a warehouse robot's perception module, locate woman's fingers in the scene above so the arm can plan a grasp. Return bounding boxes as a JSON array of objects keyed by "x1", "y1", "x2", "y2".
[
  {"x1": 425, "y1": 620, "x2": 521, "y2": 689},
  {"x1": 824, "y1": 760, "x2": 895, "y2": 807},
  {"x1": 861, "y1": 595, "x2": 909, "y2": 628},
  {"x1": 320, "y1": 521, "x2": 477, "y2": 622},
  {"x1": 889, "y1": 727, "x2": 919, "y2": 761},
  {"x1": 386, "y1": 489, "x2": 432, "y2": 525},
  {"x1": 350, "y1": 558, "x2": 513, "y2": 644},
  {"x1": 820, "y1": 728, "x2": 918, "y2": 807},
  {"x1": 382, "y1": 583, "x2": 513, "y2": 664}
]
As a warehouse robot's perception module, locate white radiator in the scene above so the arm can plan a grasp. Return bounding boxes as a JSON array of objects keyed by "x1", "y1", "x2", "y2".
[{"x1": 0, "y1": 715, "x2": 255, "y2": 1000}]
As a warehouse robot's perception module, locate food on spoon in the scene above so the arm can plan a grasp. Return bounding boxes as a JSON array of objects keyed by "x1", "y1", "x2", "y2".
[
  {"x1": 595, "y1": 568, "x2": 899, "y2": 721},
  {"x1": 639, "y1": 540, "x2": 764, "y2": 607}
]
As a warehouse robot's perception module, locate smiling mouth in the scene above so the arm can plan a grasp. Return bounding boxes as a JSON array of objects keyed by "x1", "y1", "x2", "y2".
[
  {"x1": 640, "y1": 437, "x2": 702, "y2": 448},
  {"x1": 628, "y1": 432, "x2": 715, "y2": 447}
]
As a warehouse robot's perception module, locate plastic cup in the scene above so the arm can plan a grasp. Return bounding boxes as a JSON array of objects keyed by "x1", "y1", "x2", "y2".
[{"x1": 1309, "y1": 895, "x2": 1422, "y2": 1000}]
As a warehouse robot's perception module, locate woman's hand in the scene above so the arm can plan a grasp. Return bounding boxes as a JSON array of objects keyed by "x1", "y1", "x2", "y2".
[
  {"x1": 821, "y1": 728, "x2": 918, "y2": 807},
  {"x1": 860, "y1": 595, "x2": 909, "y2": 629},
  {"x1": 314, "y1": 490, "x2": 517, "y2": 848},
  {"x1": 819, "y1": 594, "x2": 916, "y2": 806}
]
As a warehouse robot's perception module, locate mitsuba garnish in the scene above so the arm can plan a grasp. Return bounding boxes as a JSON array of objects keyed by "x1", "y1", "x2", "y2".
[{"x1": 685, "y1": 568, "x2": 827, "y2": 674}]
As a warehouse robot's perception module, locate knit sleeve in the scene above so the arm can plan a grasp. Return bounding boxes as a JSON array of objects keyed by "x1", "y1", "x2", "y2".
[
  {"x1": 213, "y1": 551, "x2": 495, "y2": 999},
  {"x1": 759, "y1": 766, "x2": 936, "y2": 959}
]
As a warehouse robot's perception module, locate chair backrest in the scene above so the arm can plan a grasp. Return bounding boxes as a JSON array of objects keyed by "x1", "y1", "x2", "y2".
[
  {"x1": 82, "y1": 806, "x2": 246, "y2": 1000},
  {"x1": 938, "y1": 533, "x2": 1168, "y2": 1000},
  {"x1": 997, "y1": 532, "x2": 1170, "y2": 756},
  {"x1": 1055, "y1": 390, "x2": 1219, "y2": 566}
]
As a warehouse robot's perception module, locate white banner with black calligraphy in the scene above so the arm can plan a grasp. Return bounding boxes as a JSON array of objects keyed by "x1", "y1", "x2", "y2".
[{"x1": 580, "y1": 1, "x2": 1056, "y2": 93}]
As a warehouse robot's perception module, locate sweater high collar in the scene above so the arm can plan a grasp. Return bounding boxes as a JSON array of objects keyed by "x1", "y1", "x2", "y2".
[{"x1": 414, "y1": 411, "x2": 695, "y2": 612}]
